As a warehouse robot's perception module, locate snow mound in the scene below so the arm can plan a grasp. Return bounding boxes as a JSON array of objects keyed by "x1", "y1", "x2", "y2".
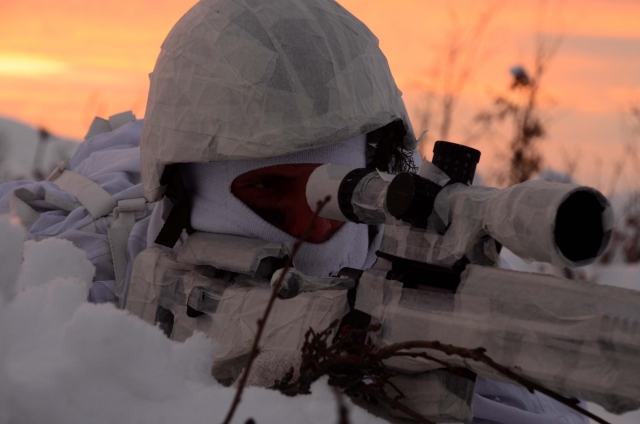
[
  {"x1": 0, "y1": 116, "x2": 79, "y2": 183},
  {"x1": 0, "y1": 215, "x2": 386, "y2": 424},
  {"x1": 0, "y1": 215, "x2": 25, "y2": 304},
  {"x1": 17, "y1": 238, "x2": 95, "y2": 291}
]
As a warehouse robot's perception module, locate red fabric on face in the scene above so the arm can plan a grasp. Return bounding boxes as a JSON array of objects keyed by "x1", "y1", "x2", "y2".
[{"x1": 231, "y1": 164, "x2": 344, "y2": 244}]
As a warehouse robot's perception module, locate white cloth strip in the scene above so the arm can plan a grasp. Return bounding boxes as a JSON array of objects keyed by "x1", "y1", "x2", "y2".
[
  {"x1": 52, "y1": 170, "x2": 118, "y2": 219},
  {"x1": 109, "y1": 200, "x2": 145, "y2": 306}
]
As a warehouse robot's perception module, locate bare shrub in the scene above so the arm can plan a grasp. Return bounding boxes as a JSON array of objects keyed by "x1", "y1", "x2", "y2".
[{"x1": 474, "y1": 33, "x2": 561, "y2": 186}]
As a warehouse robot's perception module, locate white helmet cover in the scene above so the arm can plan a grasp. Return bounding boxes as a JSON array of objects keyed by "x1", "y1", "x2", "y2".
[{"x1": 141, "y1": 0, "x2": 415, "y2": 201}]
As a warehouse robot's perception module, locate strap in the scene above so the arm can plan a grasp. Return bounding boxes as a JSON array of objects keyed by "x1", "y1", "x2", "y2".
[
  {"x1": 44, "y1": 191, "x2": 80, "y2": 212},
  {"x1": 52, "y1": 170, "x2": 117, "y2": 219},
  {"x1": 155, "y1": 167, "x2": 193, "y2": 248},
  {"x1": 107, "y1": 198, "x2": 147, "y2": 307},
  {"x1": 154, "y1": 199, "x2": 192, "y2": 248}
]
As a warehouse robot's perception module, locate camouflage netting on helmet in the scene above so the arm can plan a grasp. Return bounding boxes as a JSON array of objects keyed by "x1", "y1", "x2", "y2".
[{"x1": 141, "y1": 0, "x2": 415, "y2": 201}]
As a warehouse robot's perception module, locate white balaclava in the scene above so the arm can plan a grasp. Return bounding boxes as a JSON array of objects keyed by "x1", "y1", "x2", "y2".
[{"x1": 181, "y1": 135, "x2": 378, "y2": 277}]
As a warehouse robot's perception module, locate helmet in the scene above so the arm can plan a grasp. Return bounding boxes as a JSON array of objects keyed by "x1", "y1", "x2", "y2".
[{"x1": 141, "y1": 0, "x2": 416, "y2": 201}]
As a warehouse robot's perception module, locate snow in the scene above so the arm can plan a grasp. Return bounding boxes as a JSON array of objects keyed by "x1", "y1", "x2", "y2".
[
  {"x1": 0, "y1": 215, "x2": 25, "y2": 303},
  {"x1": 0, "y1": 215, "x2": 386, "y2": 424},
  {"x1": 0, "y1": 116, "x2": 79, "y2": 183},
  {"x1": 16, "y1": 238, "x2": 94, "y2": 291}
]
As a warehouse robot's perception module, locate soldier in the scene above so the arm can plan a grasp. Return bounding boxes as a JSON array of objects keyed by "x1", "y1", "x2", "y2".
[{"x1": 123, "y1": 0, "x2": 588, "y2": 423}]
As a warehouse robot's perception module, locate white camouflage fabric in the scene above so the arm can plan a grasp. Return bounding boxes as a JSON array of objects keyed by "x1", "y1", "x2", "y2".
[
  {"x1": 0, "y1": 116, "x2": 152, "y2": 304},
  {"x1": 126, "y1": 233, "x2": 351, "y2": 383},
  {"x1": 141, "y1": 0, "x2": 415, "y2": 201}
]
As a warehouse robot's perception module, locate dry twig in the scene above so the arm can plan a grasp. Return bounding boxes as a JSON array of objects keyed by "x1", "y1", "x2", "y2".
[
  {"x1": 274, "y1": 321, "x2": 609, "y2": 424},
  {"x1": 273, "y1": 322, "x2": 438, "y2": 424},
  {"x1": 332, "y1": 386, "x2": 352, "y2": 424},
  {"x1": 376, "y1": 341, "x2": 609, "y2": 424},
  {"x1": 221, "y1": 196, "x2": 331, "y2": 424}
]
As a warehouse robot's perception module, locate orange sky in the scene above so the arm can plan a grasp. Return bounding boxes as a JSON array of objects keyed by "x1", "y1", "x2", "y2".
[{"x1": 1, "y1": 0, "x2": 639, "y2": 192}]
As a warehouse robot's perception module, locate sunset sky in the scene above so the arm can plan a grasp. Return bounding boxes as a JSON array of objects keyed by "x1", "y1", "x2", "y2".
[{"x1": 1, "y1": 0, "x2": 639, "y2": 192}]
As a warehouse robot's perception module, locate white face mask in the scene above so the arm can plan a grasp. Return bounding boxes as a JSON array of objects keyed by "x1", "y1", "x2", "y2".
[{"x1": 178, "y1": 135, "x2": 380, "y2": 277}]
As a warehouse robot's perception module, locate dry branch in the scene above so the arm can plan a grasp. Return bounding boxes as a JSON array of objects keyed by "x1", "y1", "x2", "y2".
[
  {"x1": 332, "y1": 386, "x2": 352, "y2": 424},
  {"x1": 377, "y1": 340, "x2": 609, "y2": 424},
  {"x1": 274, "y1": 321, "x2": 609, "y2": 424},
  {"x1": 221, "y1": 196, "x2": 331, "y2": 424},
  {"x1": 273, "y1": 322, "x2": 438, "y2": 424}
]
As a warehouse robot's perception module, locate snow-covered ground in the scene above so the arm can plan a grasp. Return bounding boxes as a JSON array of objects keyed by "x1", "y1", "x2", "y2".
[
  {"x1": 0, "y1": 116, "x2": 79, "y2": 183},
  {"x1": 2, "y1": 218, "x2": 640, "y2": 424},
  {"x1": 0, "y1": 215, "x2": 386, "y2": 424}
]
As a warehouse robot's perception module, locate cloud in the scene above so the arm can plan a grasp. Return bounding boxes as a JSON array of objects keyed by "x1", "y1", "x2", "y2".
[{"x1": 0, "y1": 54, "x2": 68, "y2": 77}]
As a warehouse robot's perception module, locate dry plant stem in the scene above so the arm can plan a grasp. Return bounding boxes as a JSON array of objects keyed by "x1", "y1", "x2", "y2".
[
  {"x1": 221, "y1": 197, "x2": 331, "y2": 424},
  {"x1": 332, "y1": 386, "x2": 351, "y2": 424},
  {"x1": 274, "y1": 322, "x2": 437, "y2": 424},
  {"x1": 438, "y1": 0, "x2": 503, "y2": 140},
  {"x1": 378, "y1": 341, "x2": 610, "y2": 424}
]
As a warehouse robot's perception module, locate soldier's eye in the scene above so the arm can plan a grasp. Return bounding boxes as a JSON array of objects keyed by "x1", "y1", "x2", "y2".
[{"x1": 255, "y1": 178, "x2": 277, "y2": 189}]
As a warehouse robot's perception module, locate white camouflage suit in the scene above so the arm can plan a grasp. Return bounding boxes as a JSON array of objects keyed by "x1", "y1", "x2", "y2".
[{"x1": 2, "y1": 0, "x2": 590, "y2": 423}]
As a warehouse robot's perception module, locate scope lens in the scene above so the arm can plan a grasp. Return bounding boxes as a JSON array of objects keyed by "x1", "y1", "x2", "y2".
[{"x1": 554, "y1": 190, "x2": 606, "y2": 263}]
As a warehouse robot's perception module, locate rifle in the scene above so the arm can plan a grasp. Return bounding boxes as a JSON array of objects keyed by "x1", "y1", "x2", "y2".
[
  {"x1": 126, "y1": 140, "x2": 638, "y2": 421},
  {"x1": 303, "y1": 141, "x2": 640, "y2": 416}
]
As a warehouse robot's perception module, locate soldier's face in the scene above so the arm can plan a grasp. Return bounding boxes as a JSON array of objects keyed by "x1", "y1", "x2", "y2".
[{"x1": 231, "y1": 163, "x2": 345, "y2": 244}]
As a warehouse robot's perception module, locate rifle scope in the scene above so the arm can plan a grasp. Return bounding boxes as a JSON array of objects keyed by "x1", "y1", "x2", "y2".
[{"x1": 306, "y1": 141, "x2": 613, "y2": 267}]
